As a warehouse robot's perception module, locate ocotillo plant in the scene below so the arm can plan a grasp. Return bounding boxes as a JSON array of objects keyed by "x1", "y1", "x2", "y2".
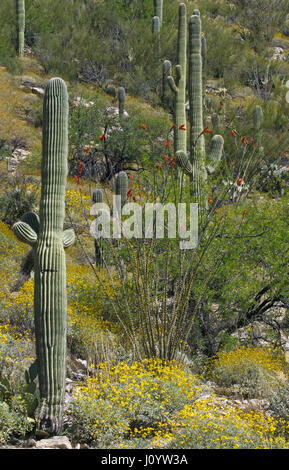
[
  {"x1": 154, "y1": 0, "x2": 163, "y2": 24},
  {"x1": 118, "y1": 87, "x2": 126, "y2": 117},
  {"x1": 13, "y1": 78, "x2": 75, "y2": 433},
  {"x1": 92, "y1": 188, "x2": 105, "y2": 267},
  {"x1": 16, "y1": 0, "x2": 25, "y2": 56},
  {"x1": 176, "y1": 13, "x2": 224, "y2": 209},
  {"x1": 162, "y1": 60, "x2": 172, "y2": 110}
]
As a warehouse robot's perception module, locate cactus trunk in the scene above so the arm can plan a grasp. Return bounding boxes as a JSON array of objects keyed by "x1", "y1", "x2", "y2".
[
  {"x1": 154, "y1": 0, "x2": 163, "y2": 24},
  {"x1": 34, "y1": 78, "x2": 69, "y2": 433},
  {"x1": 16, "y1": 0, "x2": 25, "y2": 56},
  {"x1": 176, "y1": 12, "x2": 224, "y2": 209}
]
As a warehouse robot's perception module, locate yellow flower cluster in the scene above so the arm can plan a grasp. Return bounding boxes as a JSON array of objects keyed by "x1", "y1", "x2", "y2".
[
  {"x1": 210, "y1": 345, "x2": 288, "y2": 378},
  {"x1": 155, "y1": 396, "x2": 289, "y2": 449},
  {"x1": 72, "y1": 359, "x2": 205, "y2": 442},
  {"x1": 65, "y1": 189, "x2": 91, "y2": 214}
]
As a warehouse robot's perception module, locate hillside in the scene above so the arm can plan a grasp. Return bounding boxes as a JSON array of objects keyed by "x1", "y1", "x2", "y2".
[{"x1": 0, "y1": 0, "x2": 289, "y2": 452}]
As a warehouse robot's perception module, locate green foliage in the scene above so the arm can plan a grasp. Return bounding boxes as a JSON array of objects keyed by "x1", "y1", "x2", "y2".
[{"x1": 0, "y1": 400, "x2": 33, "y2": 443}]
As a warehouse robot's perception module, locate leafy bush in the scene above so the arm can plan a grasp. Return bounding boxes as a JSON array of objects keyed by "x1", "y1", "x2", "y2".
[
  {"x1": 209, "y1": 346, "x2": 289, "y2": 399},
  {"x1": 0, "y1": 399, "x2": 33, "y2": 444},
  {"x1": 160, "y1": 396, "x2": 289, "y2": 449},
  {"x1": 67, "y1": 359, "x2": 207, "y2": 448}
]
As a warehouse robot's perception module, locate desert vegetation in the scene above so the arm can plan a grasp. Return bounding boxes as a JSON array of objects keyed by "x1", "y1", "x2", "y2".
[{"x1": 0, "y1": 0, "x2": 289, "y2": 450}]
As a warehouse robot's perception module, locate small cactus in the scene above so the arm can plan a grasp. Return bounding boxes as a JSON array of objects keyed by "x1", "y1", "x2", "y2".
[
  {"x1": 118, "y1": 87, "x2": 126, "y2": 117},
  {"x1": 115, "y1": 171, "x2": 128, "y2": 207},
  {"x1": 92, "y1": 189, "x2": 105, "y2": 267},
  {"x1": 162, "y1": 60, "x2": 172, "y2": 110}
]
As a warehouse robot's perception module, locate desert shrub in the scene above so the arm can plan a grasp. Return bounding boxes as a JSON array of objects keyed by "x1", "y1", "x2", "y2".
[
  {"x1": 0, "y1": 398, "x2": 33, "y2": 444},
  {"x1": 159, "y1": 396, "x2": 289, "y2": 449},
  {"x1": 67, "y1": 359, "x2": 207, "y2": 447},
  {"x1": 209, "y1": 346, "x2": 289, "y2": 399},
  {"x1": 0, "y1": 180, "x2": 38, "y2": 227},
  {"x1": 0, "y1": 325, "x2": 35, "y2": 397}
]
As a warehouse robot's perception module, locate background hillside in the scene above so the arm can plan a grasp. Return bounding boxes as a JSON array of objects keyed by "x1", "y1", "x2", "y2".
[{"x1": 0, "y1": 0, "x2": 289, "y2": 450}]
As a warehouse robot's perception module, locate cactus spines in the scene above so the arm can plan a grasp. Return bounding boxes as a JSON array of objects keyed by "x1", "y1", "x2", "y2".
[
  {"x1": 162, "y1": 60, "x2": 172, "y2": 110},
  {"x1": 154, "y1": 0, "x2": 163, "y2": 24},
  {"x1": 16, "y1": 0, "x2": 25, "y2": 56},
  {"x1": 167, "y1": 3, "x2": 187, "y2": 156},
  {"x1": 13, "y1": 78, "x2": 74, "y2": 433},
  {"x1": 118, "y1": 87, "x2": 126, "y2": 117},
  {"x1": 92, "y1": 189, "x2": 105, "y2": 267},
  {"x1": 176, "y1": 13, "x2": 224, "y2": 208}
]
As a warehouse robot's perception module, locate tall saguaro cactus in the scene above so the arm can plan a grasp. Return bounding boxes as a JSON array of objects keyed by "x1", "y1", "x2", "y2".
[
  {"x1": 176, "y1": 13, "x2": 224, "y2": 209},
  {"x1": 13, "y1": 78, "x2": 75, "y2": 433},
  {"x1": 16, "y1": 0, "x2": 25, "y2": 56},
  {"x1": 167, "y1": 3, "x2": 187, "y2": 156}
]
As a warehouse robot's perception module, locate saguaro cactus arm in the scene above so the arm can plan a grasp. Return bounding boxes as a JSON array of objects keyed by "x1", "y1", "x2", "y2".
[
  {"x1": 176, "y1": 150, "x2": 193, "y2": 175},
  {"x1": 13, "y1": 220, "x2": 38, "y2": 245},
  {"x1": 206, "y1": 135, "x2": 224, "y2": 175},
  {"x1": 62, "y1": 229, "x2": 76, "y2": 248}
]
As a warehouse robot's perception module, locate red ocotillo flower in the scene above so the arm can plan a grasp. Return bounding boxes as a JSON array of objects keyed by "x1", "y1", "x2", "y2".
[
  {"x1": 232, "y1": 129, "x2": 237, "y2": 137},
  {"x1": 237, "y1": 178, "x2": 243, "y2": 186},
  {"x1": 74, "y1": 175, "x2": 81, "y2": 184},
  {"x1": 200, "y1": 126, "x2": 213, "y2": 135},
  {"x1": 141, "y1": 123, "x2": 147, "y2": 130},
  {"x1": 170, "y1": 123, "x2": 176, "y2": 132},
  {"x1": 165, "y1": 139, "x2": 171, "y2": 148},
  {"x1": 242, "y1": 210, "x2": 247, "y2": 217},
  {"x1": 156, "y1": 163, "x2": 162, "y2": 169},
  {"x1": 98, "y1": 133, "x2": 106, "y2": 141}
]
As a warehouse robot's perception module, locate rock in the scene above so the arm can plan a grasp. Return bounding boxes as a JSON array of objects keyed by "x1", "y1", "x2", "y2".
[
  {"x1": 35, "y1": 436, "x2": 73, "y2": 449},
  {"x1": 231, "y1": 86, "x2": 255, "y2": 100},
  {"x1": 75, "y1": 358, "x2": 87, "y2": 370},
  {"x1": 31, "y1": 86, "x2": 45, "y2": 96}
]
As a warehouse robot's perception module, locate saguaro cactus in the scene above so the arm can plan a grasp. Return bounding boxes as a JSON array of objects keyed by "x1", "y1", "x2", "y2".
[
  {"x1": 13, "y1": 78, "x2": 75, "y2": 433},
  {"x1": 154, "y1": 0, "x2": 163, "y2": 24},
  {"x1": 176, "y1": 13, "x2": 224, "y2": 208},
  {"x1": 253, "y1": 105, "x2": 263, "y2": 132},
  {"x1": 167, "y1": 3, "x2": 187, "y2": 156},
  {"x1": 115, "y1": 171, "x2": 128, "y2": 207},
  {"x1": 16, "y1": 0, "x2": 25, "y2": 56},
  {"x1": 118, "y1": 87, "x2": 126, "y2": 117},
  {"x1": 162, "y1": 60, "x2": 172, "y2": 110},
  {"x1": 92, "y1": 189, "x2": 105, "y2": 267}
]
